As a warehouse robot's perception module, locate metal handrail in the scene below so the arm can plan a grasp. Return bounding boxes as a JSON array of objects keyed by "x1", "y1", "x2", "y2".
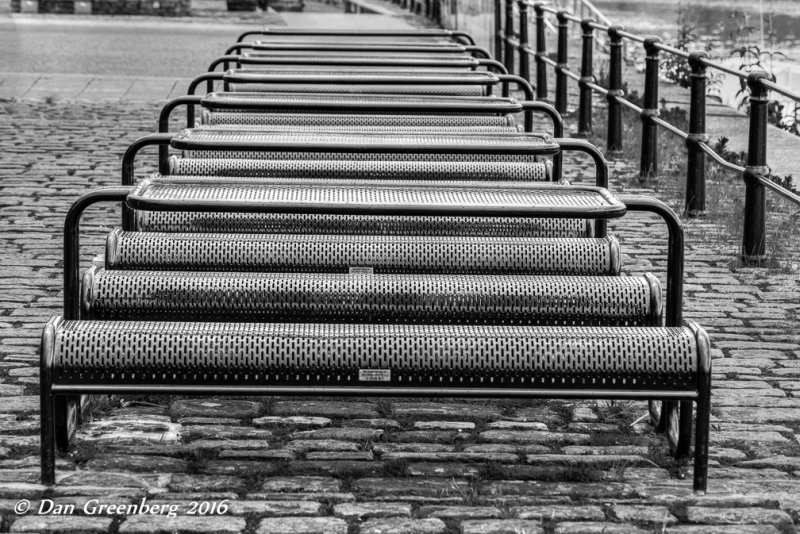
[{"x1": 497, "y1": 0, "x2": 800, "y2": 263}]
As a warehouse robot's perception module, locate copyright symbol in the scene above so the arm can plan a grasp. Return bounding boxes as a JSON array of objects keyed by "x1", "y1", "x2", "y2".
[{"x1": 14, "y1": 499, "x2": 31, "y2": 515}]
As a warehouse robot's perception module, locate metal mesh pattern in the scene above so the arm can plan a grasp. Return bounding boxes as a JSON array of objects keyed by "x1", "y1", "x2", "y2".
[
  {"x1": 225, "y1": 69, "x2": 498, "y2": 82},
  {"x1": 133, "y1": 211, "x2": 588, "y2": 237},
  {"x1": 227, "y1": 84, "x2": 486, "y2": 96},
  {"x1": 168, "y1": 159, "x2": 548, "y2": 180},
  {"x1": 107, "y1": 231, "x2": 617, "y2": 275},
  {"x1": 242, "y1": 52, "x2": 476, "y2": 60},
  {"x1": 177, "y1": 152, "x2": 542, "y2": 164},
  {"x1": 131, "y1": 181, "x2": 610, "y2": 212},
  {"x1": 237, "y1": 55, "x2": 479, "y2": 67},
  {"x1": 202, "y1": 92, "x2": 517, "y2": 108},
  {"x1": 84, "y1": 269, "x2": 659, "y2": 326},
  {"x1": 51, "y1": 320, "x2": 699, "y2": 389},
  {"x1": 173, "y1": 129, "x2": 551, "y2": 149},
  {"x1": 201, "y1": 112, "x2": 517, "y2": 129}
]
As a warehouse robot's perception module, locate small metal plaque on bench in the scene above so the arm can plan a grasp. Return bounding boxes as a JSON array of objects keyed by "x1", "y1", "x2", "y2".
[{"x1": 359, "y1": 369, "x2": 391, "y2": 382}]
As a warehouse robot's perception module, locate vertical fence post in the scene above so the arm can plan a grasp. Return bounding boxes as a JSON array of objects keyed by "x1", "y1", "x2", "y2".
[
  {"x1": 606, "y1": 25, "x2": 624, "y2": 154},
  {"x1": 533, "y1": 3, "x2": 548, "y2": 100},
  {"x1": 555, "y1": 10, "x2": 569, "y2": 114},
  {"x1": 685, "y1": 52, "x2": 709, "y2": 217},
  {"x1": 518, "y1": 1, "x2": 530, "y2": 83},
  {"x1": 505, "y1": 0, "x2": 515, "y2": 74},
  {"x1": 640, "y1": 36, "x2": 662, "y2": 179},
  {"x1": 742, "y1": 71, "x2": 771, "y2": 264},
  {"x1": 495, "y1": 0, "x2": 504, "y2": 63},
  {"x1": 578, "y1": 18, "x2": 595, "y2": 137}
]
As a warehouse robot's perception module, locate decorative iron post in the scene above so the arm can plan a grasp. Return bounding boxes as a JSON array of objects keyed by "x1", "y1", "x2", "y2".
[
  {"x1": 578, "y1": 18, "x2": 595, "y2": 137},
  {"x1": 555, "y1": 10, "x2": 569, "y2": 114},
  {"x1": 742, "y1": 71, "x2": 771, "y2": 263},
  {"x1": 518, "y1": 1, "x2": 530, "y2": 82},
  {"x1": 534, "y1": 3, "x2": 548, "y2": 100},
  {"x1": 606, "y1": 25, "x2": 624, "y2": 154},
  {"x1": 685, "y1": 52, "x2": 709, "y2": 217},
  {"x1": 640, "y1": 36, "x2": 662, "y2": 178},
  {"x1": 505, "y1": 0, "x2": 516, "y2": 74},
  {"x1": 495, "y1": 0, "x2": 504, "y2": 63}
]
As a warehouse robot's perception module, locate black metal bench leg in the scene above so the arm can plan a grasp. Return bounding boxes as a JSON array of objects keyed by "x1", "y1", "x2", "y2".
[
  {"x1": 676, "y1": 400, "x2": 693, "y2": 458},
  {"x1": 663, "y1": 400, "x2": 680, "y2": 452},
  {"x1": 40, "y1": 345, "x2": 56, "y2": 485},
  {"x1": 694, "y1": 390, "x2": 710, "y2": 494},
  {"x1": 54, "y1": 397, "x2": 76, "y2": 451}
]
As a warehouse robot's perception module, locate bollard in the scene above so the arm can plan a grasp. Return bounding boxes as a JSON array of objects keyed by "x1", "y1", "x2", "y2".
[
  {"x1": 685, "y1": 52, "x2": 709, "y2": 217},
  {"x1": 534, "y1": 3, "x2": 548, "y2": 100},
  {"x1": 640, "y1": 36, "x2": 662, "y2": 179},
  {"x1": 742, "y1": 71, "x2": 771, "y2": 264},
  {"x1": 555, "y1": 10, "x2": 569, "y2": 114},
  {"x1": 505, "y1": 0, "x2": 516, "y2": 74},
  {"x1": 578, "y1": 18, "x2": 595, "y2": 137},
  {"x1": 606, "y1": 26, "x2": 624, "y2": 154},
  {"x1": 518, "y1": 1, "x2": 530, "y2": 82},
  {"x1": 493, "y1": 0, "x2": 503, "y2": 61}
]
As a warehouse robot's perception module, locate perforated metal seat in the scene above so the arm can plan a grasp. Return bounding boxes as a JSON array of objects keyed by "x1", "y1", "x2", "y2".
[
  {"x1": 200, "y1": 111, "x2": 519, "y2": 130},
  {"x1": 82, "y1": 267, "x2": 661, "y2": 326},
  {"x1": 222, "y1": 69, "x2": 498, "y2": 95},
  {"x1": 133, "y1": 211, "x2": 589, "y2": 238},
  {"x1": 227, "y1": 82, "x2": 487, "y2": 96},
  {"x1": 43, "y1": 318, "x2": 705, "y2": 391},
  {"x1": 235, "y1": 54, "x2": 485, "y2": 69},
  {"x1": 196, "y1": 92, "x2": 523, "y2": 129},
  {"x1": 170, "y1": 128, "x2": 557, "y2": 154},
  {"x1": 167, "y1": 158, "x2": 549, "y2": 180},
  {"x1": 132, "y1": 174, "x2": 592, "y2": 237},
  {"x1": 106, "y1": 230, "x2": 620, "y2": 275}
]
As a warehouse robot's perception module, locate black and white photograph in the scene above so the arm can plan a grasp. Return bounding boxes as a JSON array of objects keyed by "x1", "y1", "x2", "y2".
[{"x1": 0, "y1": 0, "x2": 798, "y2": 532}]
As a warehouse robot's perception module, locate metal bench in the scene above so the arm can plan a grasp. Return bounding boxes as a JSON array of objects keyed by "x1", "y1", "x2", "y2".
[
  {"x1": 189, "y1": 70, "x2": 527, "y2": 98},
  {"x1": 225, "y1": 41, "x2": 493, "y2": 59},
  {"x1": 163, "y1": 91, "x2": 563, "y2": 138},
  {"x1": 234, "y1": 29, "x2": 477, "y2": 45},
  {"x1": 124, "y1": 131, "x2": 604, "y2": 236},
  {"x1": 207, "y1": 54, "x2": 508, "y2": 76},
  {"x1": 82, "y1": 267, "x2": 661, "y2": 325},
  {"x1": 43, "y1": 182, "x2": 709, "y2": 494}
]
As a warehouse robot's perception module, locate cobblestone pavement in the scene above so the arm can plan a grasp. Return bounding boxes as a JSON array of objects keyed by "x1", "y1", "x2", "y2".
[{"x1": 0, "y1": 98, "x2": 798, "y2": 534}]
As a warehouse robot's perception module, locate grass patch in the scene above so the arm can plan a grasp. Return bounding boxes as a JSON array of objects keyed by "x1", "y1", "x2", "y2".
[{"x1": 587, "y1": 101, "x2": 800, "y2": 269}]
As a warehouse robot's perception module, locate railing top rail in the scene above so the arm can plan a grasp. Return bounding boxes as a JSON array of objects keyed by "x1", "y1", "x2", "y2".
[
  {"x1": 760, "y1": 78, "x2": 800, "y2": 104},
  {"x1": 653, "y1": 42, "x2": 690, "y2": 60},
  {"x1": 562, "y1": 12, "x2": 582, "y2": 23},
  {"x1": 614, "y1": 29, "x2": 645, "y2": 43},
  {"x1": 587, "y1": 20, "x2": 610, "y2": 32},
  {"x1": 757, "y1": 173, "x2": 800, "y2": 205},
  {"x1": 696, "y1": 57, "x2": 748, "y2": 81}
]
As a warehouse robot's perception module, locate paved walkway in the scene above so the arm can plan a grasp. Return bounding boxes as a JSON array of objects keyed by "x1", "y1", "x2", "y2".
[{"x1": 0, "y1": 7, "x2": 798, "y2": 534}]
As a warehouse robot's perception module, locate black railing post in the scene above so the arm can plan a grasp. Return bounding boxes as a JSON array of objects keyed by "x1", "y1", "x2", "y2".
[
  {"x1": 640, "y1": 36, "x2": 662, "y2": 179},
  {"x1": 606, "y1": 25, "x2": 624, "y2": 154},
  {"x1": 504, "y1": 0, "x2": 516, "y2": 74},
  {"x1": 686, "y1": 52, "x2": 709, "y2": 217},
  {"x1": 555, "y1": 10, "x2": 569, "y2": 114},
  {"x1": 495, "y1": 0, "x2": 504, "y2": 63},
  {"x1": 518, "y1": 1, "x2": 530, "y2": 82},
  {"x1": 533, "y1": 3, "x2": 548, "y2": 100},
  {"x1": 742, "y1": 71, "x2": 771, "y2": 264},
  {"x1": 578, "y1": 18, "x2": 595, "y2": 137}
]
